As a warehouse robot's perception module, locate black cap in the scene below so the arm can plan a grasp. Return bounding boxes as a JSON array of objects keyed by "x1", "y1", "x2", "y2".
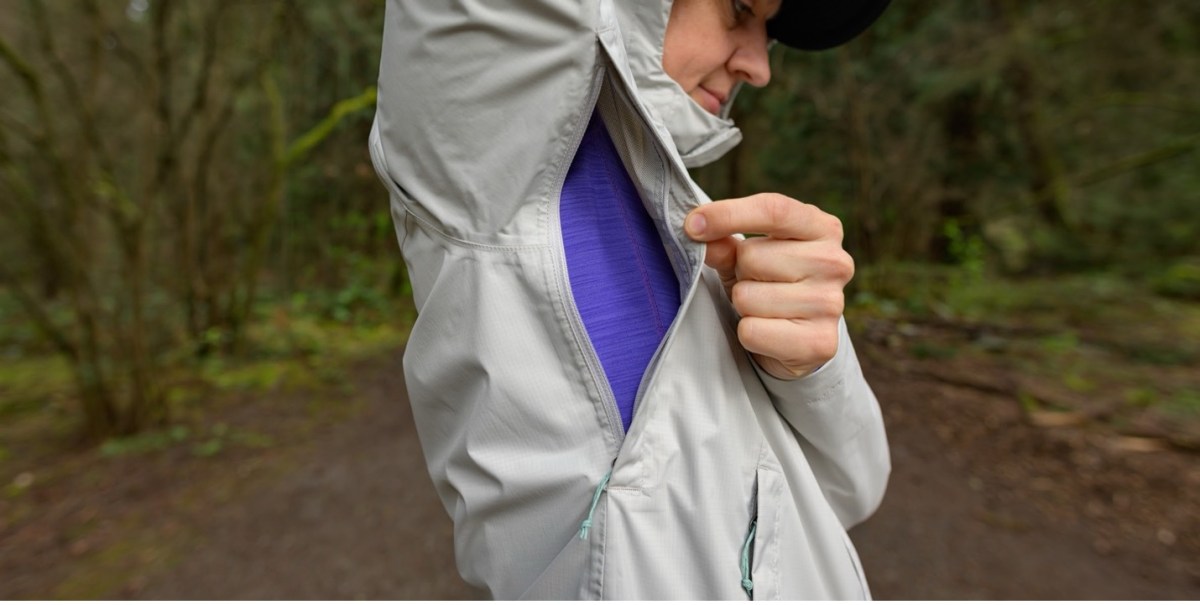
[{"x1": 766, "y1": 0, "x2": 892, "y2": 51}]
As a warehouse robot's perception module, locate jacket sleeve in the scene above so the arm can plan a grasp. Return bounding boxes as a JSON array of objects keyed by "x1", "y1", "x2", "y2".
[
  {"x1": 372, "y1": 0, "x2": 599, "y2": 242},
  {"x1": 752, "y1": 316, "x2": 891, "y2": 528}
]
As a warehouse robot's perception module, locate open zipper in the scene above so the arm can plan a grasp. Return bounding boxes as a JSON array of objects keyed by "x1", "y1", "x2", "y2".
[
  {"x1": 552, "y1": 45, "x2": 709, "y2": 459},
  {"x1": 597, "y1": 55, "x2": 709, "y2": 454},
  {"x1": 550, "y1": 64, "x2": 626, "y2": 448}
]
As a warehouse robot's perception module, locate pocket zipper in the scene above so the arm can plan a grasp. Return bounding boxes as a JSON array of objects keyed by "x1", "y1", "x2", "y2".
[{"x1": 740, "y1": 518, "x2": 758, "y2": 598}]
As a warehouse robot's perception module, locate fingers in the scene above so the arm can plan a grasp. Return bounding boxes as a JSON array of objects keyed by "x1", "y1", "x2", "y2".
[
  {"x1": 732, "y1": 237, "x2": 854, "y2": 284},
  {"x1": 685, "y1": 193, "x2": 843, "y2": 243},
  {"x1": 730, "y1": 281, "x2": 844, "y2": 320},
  {"x1": 738, "y1": 317, "x2": 839, "y2": 378},
  {"x1": 704, "y1": 236, "x2": 739, "y2": 291},
  {"x1": 685, "y1": 194, "x2": 850, "y2": 379}
]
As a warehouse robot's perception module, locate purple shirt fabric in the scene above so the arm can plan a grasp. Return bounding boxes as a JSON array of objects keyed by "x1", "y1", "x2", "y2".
[{"x1": 560, "y1": 113, "x2": 681, "y2": 432}]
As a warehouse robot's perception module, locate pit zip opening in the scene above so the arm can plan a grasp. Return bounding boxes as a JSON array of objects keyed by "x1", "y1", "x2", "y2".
[
  {"x1": 555, "y1": 47, "x2": 712, "y2": 457},
  {"x1": 594, "y1": 57, "x2": 708, "y2": 458},
  {"x1": 551, "y1": 63, "x2": 625, "y2": 448},
  {"x1": 625, "y1": 238, "x2": 704, "y2": 433},
  {"x1": 566, "y1": 60, "x2": 709, "y2": 546}
]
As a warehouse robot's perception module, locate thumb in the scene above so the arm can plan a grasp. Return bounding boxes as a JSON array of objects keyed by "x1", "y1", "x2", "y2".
[{"x1": 704, "y1": 236, "x2": 739, "y2": 292}]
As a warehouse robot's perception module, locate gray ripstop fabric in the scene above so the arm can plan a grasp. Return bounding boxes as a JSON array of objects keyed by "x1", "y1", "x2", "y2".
[{"x1": 370, "y1": 0, "x2": 890, "y2": 599}]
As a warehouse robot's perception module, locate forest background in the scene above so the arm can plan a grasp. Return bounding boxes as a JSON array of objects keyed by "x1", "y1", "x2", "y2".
[{"x1": 0, "y1": 0, "x2": 1198, "y2": 599}]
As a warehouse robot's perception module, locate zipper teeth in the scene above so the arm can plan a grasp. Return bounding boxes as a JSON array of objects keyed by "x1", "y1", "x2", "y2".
[
  {"x1": 552, "y1": 65, "x2": 625, "y2": 447},
  {"x1": 603, "y1": 67, "x2": 706, "y2": 442}
]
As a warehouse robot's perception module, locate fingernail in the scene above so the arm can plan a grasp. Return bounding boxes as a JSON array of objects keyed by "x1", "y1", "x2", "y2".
[{"x1": 686, "y1": 213, "x2": 706, "y2": 237}]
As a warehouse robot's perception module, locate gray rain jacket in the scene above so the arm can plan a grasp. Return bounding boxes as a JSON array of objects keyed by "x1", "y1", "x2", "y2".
[{"x1": 369, "y1": 0, "x2": 890, "y2": 599}]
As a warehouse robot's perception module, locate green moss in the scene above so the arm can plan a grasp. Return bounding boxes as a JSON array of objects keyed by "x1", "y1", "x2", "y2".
[
  {"x1": 1018, "y1": 392, "x2": 1041, "y2": 413},
  {"x1": 100, "y1": 426, "x2": 191, "y2": 457},
  {"x1": 1153, "y1": 259, "x2": 1200, "y2": 301},
  {"x1": 50, "y1": 529, "x2": 183, "y2": 599},
  {"x1": 910, "y1": 342, "x2": 958, "y2": 360},
  {"x1": 1123, "y1": 387, "x2": 1159, "y2": 408},
  {"x1": 99, "y1": 422, "x2": 277, "y2": 460},
  {"x1": 1163, "y1": 389, "x2": 1200, "y2": 420},
  {"x1": 1120, "y1": 343, "x2": 1197, "y2": 366},
  {"x1": 206, "y1": 361, "x2": 286, "y2": 391},
  {"x1": 190, "y1": 438, "x2": 224, "y2": 458},
  {"x1": 1039, "y1": 332, "x2": 1080, "y2": 356},
  {"x1": 229, "y1": 429, "x2": 275, "y2": 449},
  {"x1": 1063, "y1": 372, "x2": 1095, "y2": 393},
  {"x1": 0, "y1": 357, "x2": 73, "y2": 419}
]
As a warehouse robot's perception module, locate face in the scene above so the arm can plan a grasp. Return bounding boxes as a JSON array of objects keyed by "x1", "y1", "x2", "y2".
[{"x1": 662, "y1": 0, "x2": 780, "y2": 115}]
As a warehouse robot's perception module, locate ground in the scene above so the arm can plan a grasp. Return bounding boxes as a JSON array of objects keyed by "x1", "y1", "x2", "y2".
[{"x1": 2, "y1": 332, "x2": 1196, "y2": 599}]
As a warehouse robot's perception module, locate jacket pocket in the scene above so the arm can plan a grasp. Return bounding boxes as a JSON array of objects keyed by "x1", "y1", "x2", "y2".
[{"x1": 743, "y1": 467, "x2": 781, "y2": 600}]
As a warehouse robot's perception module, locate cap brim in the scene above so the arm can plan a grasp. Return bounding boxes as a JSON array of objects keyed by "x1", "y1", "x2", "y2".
[{"x1": 766, "y1": 0, "x2": 891, "y2": 51}]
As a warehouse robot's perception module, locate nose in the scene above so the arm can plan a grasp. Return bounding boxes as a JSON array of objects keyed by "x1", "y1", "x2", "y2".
[{"x1": 728, "y1": 26, "x2": 772, "y2": 87}]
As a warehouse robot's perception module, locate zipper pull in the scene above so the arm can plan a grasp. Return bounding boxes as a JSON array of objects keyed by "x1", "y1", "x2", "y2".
[
  {"x1": 578, "y1": 469, "x2": 613, "y2": 540},
  {"x1": 740, "y1": 519, "x2": 757, "y2": 597}
]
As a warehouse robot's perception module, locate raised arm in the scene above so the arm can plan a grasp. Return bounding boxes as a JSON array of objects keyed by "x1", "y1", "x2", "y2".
[{"x1": 372, "y1": 0, "x2": 600, "y2": 241}]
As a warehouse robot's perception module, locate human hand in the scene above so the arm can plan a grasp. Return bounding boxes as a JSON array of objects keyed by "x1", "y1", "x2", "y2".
[{"x1": 684, "y1": 194, "x2": 853, "y2": 380}]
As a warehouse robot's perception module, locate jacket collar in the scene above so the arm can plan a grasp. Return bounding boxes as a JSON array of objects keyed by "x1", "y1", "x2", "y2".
[{"x1": 612, "y1": 0, "x2": 744, "y2": 168}]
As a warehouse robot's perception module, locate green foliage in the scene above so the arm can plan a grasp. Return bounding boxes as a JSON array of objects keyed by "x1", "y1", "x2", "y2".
[
  {"x1": 100, "y1": 426, "x2": 191, "y2": 458},
  {"x1": 1039, "y1": 332, "x2": 1080, "y2": 356},
  {"x1": 943, "y1": 219, "x2": 987, "y2": 286},
  {"x1": 190, "y1": 423, "x2": 229, "y2": 458},
  {"x1": 1119, "y1": 343, "x2": 1197, "y2": 367},
  {"x1": 696, "y1": 0, "x2": 1200, "y2": 274},
  {"x1": 0, "y1": 356, "x2": 72, "y2": 418},
  {"x1": 1123, "y1": 387, "x2": 1159, "y2": 408},
  {"x1": 1164, "y1": 389, "x2": 1200, "y2": 420},
  {"x1": 204, "y1": 362, "x2": 294, "y2": 392},
  {"x1": 910, "y1": 342, "x2": 958, "y2": 360},
  {"x1": 1153, "y1": 259, "x2": 1200, "y2": 301},
  {"x1": 0, "y1": 1, "x2": 394, "y2": 438},
  {"x1": 282, "y1": 86, "x2": 378, "y2": 168},
  {"x1": 1062, "y1": 372, "x2": 1095, "y2": 393},
  {"x1": 98, "y1": 422, "x2": 275, "y2": 459},
  {"x1": 1017, "y1": 392, "x2": 1041, "y2": 414},
  {"x1": 3, "y1": 0, "x2": 1199, "y2": 443}
]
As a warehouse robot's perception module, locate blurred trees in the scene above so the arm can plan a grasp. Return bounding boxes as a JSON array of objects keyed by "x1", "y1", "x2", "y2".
[
  {"x1": 0, "y1": 0, "x2": 385, "y2": 437},
  {"x1": 1, "y1": 0, "x2": 1197, "y2": 438},
  {"x1": 698, "y1": 0, "x2": 1200, "y2": 274}
]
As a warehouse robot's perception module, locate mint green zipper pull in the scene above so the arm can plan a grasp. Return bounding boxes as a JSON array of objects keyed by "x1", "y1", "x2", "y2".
[
  {"x1": 740, "y1": 519, "x2": 757, "y2": 598},
  {"x1": 578, "y1": 469, "x2": 613, "y2": 540}
]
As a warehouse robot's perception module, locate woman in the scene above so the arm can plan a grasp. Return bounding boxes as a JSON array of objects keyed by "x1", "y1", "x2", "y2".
[{"x1": 370, "y1": 0, "x2": 891, "y2": 599}]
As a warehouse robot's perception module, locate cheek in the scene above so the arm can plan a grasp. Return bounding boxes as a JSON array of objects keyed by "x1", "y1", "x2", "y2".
[
  {"x1": 663, "y1": 0, "x2": 736, "y2": 90},
  {"x1": 661, "y1": 35, "x2": 692, "y2": 87},
  {"x1": 663, "y1": 39, "x2": 722, "y2": 89}
]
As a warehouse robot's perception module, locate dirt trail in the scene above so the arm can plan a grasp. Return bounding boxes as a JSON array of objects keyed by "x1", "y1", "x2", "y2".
[
  {"x1": 123, "y1": 348, "x2": 1197, "y2": 599},
  {"x1": 850, "y1": 361, "x2": 1198, "y2": 599},
  {"x1": 134, "y1": 351, "x2": 477, "y2": 600}
]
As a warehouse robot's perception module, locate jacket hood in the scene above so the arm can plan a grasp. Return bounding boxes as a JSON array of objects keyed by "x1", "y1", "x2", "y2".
[{"x1": 613, "y1": 0, "x2": 745, "y2": 168}]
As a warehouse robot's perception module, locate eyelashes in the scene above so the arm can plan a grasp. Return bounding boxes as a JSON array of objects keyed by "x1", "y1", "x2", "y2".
[{"x1": 731, "y1": 0, "x2": 755, "y2": 22}]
